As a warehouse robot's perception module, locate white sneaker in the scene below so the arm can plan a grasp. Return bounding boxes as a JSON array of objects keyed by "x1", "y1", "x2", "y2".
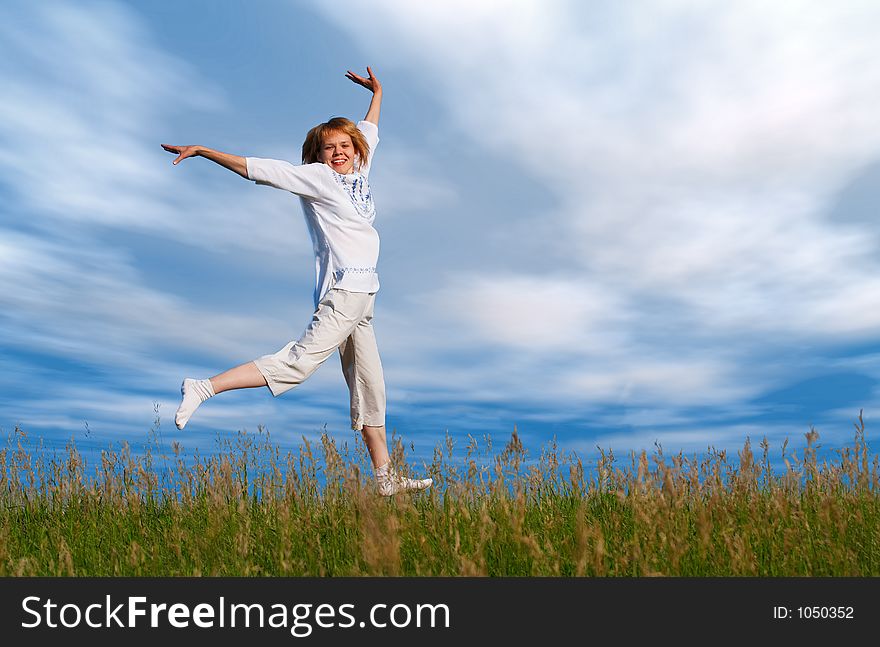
[{"x1": 378, "y1": 472, "x2": 433, "y2": 496}]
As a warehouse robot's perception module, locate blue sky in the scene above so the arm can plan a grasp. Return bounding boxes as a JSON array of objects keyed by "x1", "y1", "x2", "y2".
[{"x1": 3, "y1": 0, "x2": 880, "y2": 470}]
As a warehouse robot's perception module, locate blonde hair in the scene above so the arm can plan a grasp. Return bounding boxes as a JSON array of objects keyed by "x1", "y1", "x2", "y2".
[{"x1": 301, "y1": 117, "x2": 370, "y2": 171}]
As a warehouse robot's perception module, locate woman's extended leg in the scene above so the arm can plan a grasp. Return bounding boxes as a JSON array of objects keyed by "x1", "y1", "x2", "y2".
[{"x1": 175, "y1": 289, "x2": 365, "y2": 431}]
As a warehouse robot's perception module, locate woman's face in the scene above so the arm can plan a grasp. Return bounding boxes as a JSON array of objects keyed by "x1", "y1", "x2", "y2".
[{"x1": 320, "y1": 130, "x2": 355, "y2": 175}]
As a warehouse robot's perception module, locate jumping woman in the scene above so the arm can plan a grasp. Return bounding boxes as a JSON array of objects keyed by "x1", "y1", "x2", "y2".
[{"x1": 161, "y1": 67, "x2": 432, "y2": 496}]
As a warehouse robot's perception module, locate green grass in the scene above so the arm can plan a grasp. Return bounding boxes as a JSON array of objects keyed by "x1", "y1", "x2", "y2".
[{"x1": 1, "y1": 416, "x2": 879, "y2": 576}]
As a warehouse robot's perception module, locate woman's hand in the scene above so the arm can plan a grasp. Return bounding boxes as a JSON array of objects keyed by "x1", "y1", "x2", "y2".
[
  {"x1": 348, "y1": 66, "x2": 383, "y2": 126},
  {"x1": 161, "y1": 144, "x2": 201, "y2": 165},
  {"x1": 346, "y1": 66, "x2": 382, "y2": 95}
]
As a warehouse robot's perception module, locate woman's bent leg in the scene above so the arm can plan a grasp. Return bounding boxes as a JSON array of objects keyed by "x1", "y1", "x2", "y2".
[{"x1": 176, "y1": 290, "x2": 363, "y2": 431}]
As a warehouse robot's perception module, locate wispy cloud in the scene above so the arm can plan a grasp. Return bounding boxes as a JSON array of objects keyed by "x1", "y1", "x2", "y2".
[
  {"x1": 0, "y1": 229, "x2": 296, "y2": 367},
  {"x1": 0, "y1": 0, "x2": 325, "y2": 267}
]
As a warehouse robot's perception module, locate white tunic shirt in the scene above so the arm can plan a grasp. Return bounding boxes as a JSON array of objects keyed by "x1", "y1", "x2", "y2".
[{"x1": 246, "y1": 120, "x2": 380, "y2": 307}]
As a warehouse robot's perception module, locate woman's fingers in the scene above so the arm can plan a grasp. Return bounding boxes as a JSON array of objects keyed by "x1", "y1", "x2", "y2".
[
  {"x1": 365, "y1": 66, "x2": 380, "y2": 90},
  {"x1": 346, "y1": 69, "x2": 378, "y2": 90},
  {"x1": 162, "y1": 144, "x2": 193, "y2": 165},
  {"x1": 162, "y1": 144, "x2": 182, "y2": 164}
]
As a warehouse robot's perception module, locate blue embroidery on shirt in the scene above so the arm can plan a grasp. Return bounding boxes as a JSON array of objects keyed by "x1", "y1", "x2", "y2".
[
  {"x1": 334, "y1": 267, "x2": 377, "y2": 281},
  {"x1": 331, "y1": 170, "x2": 376, "y2": 221}
]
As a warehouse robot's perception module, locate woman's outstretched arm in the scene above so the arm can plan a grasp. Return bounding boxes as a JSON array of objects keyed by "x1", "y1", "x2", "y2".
[
  {"x1": 346, "y1": 66, "x2": 383, "y2": 126},
  {"x1": 161, "y1": 144, "x2": 249, "y2": 178}
]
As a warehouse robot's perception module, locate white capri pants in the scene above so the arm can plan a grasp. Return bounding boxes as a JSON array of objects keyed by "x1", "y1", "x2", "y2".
[{"x1": 252, "y1": 288, "x2": 385, "y2": 430}]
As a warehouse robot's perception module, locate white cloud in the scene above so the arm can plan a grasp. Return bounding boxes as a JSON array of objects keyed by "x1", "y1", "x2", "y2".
[
  {"x1": 0, "y1": 2, "x2": 216, "y2": 224},
  {"x1": 0, "y1": 230, "x2": 297, "y2": 363},
  {"x1": 315, "y1": 0, "x2": 880, "y2": 411},
  {"x1": 0, "y1": 0, "x2": 321, "y2": 268},
  {"x1": 370, "y1": 148, "x2": 458, "y2": 216},
  {"x1": 429, "y1": 274, "x2": 632, "y2": 352},
  {"x1": 563, "y1": 358, "x2": 751, "y2": 406}
]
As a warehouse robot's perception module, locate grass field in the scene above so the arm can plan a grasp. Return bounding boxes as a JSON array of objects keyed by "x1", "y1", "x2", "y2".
[{"x1": 1, "y1": 414, "x2": 879, "y2": 576}]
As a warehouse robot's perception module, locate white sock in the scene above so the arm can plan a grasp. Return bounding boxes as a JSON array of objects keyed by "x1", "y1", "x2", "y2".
[
  {"x1": 175, "y1": 378, "x2": 214, "y2": 430},
  {"x1": 375, "y1": 461, "x2": 392, "y2": 479},
  {"x1": 375, "y1": 461, "x2": 433, "y2": 496}
]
